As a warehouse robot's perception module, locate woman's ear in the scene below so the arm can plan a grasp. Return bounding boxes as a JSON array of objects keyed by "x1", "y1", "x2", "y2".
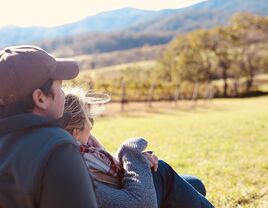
[
  {"x1": 72, "y1": 128, "x2": 79, "y2": 140},
  {"x1": 32, "y1": 89, "x2": 49, "y2": 110}
]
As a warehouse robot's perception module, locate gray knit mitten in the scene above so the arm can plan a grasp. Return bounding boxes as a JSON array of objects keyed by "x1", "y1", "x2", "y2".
[{"x1": 116, "y1": 138, "x2": 147, "y2": 163}]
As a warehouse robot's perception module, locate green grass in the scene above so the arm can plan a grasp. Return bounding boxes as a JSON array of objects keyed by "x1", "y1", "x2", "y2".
[{"x1": 92, "y1": 96, "x2": 268, "y2": 207}]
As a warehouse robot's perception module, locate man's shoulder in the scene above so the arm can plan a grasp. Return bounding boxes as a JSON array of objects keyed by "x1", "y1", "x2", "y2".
[
  {"x1": 31, "y1": 126, "x2": 76, "y2": 146},
  {"x1": 37, "y1": 126, "x2": 72, "y2": 138}
]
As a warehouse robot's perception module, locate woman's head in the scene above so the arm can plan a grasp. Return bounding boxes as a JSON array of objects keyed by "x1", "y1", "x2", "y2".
[
  {"x1": 63, "y1": 87, "x2": 110, "y2": 144},
  {"x1": 64, "y1": 93, "x2": 93, "y2": 144}
]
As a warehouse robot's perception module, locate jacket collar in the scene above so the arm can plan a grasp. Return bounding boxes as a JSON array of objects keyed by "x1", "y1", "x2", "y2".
[{"x1": 0, "y1": 113, "x2": 70, "y2": 136}]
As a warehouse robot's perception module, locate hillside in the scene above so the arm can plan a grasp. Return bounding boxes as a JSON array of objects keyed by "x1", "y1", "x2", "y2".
[
  {"x1": 0, "y1": 7, "x2": 176, "y2": 48},
  {"x1": 37, "y1": 31, "x2": 173, "y2": 57},
  {"x1": 131, "y1": 0, "x2": 268, "y2": 32},
  {"x1": 73, "y1": 45, "x2": 164, "y2": 70},
  {"x1": 36, "y1": 0, "x2": 268, "y2": 57},
  {"x1": 1, "y1": 0, "x2": 268, "y2": 49},
  {"x1": 2, "y1": 0, "x2": 268, "y2": 61}
]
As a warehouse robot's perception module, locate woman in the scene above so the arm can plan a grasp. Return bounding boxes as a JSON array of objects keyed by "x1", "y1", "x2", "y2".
[{"x1": 63, "y1": 90, "x2": 214, "y2": 208}]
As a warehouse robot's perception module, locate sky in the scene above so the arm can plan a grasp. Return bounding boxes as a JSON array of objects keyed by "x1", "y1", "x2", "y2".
[{"x1": 0, "y1": 0, "x2": 206, "y2": 28}]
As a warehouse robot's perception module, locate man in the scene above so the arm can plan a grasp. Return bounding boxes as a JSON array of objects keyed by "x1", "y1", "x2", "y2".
[{"x1": 0, "y1": 45, "x2": 98, "y2": 208}]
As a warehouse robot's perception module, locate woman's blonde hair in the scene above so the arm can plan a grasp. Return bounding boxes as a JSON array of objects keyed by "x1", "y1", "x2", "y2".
[{"x1": 64, "y1": 87, "x2": 93, "y2": 134}]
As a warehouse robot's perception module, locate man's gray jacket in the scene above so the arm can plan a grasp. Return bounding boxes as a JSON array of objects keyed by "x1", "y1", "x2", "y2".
[{"x1": 0, "y1": 113, "x2": 98, "y2": 208}]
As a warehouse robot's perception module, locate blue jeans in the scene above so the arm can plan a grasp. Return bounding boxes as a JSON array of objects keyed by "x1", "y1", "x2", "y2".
[
  {"x1": 180, "y1": 174, "x2": 206, "y2": 197},
  {"x1": 152, "y1": 160, "x2": 214, "y2": 208}
]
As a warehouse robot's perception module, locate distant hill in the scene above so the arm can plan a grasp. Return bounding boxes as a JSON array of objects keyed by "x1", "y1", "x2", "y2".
[
  {"x1": 0, "y1": 7, "x2": 176, "y2": 48},
  {"x1": 39, "y1": 0, "x2": 268, "y2": 57},
  {"x1": 1, "y1": 0, "x2": 268, "y2": 58},
  {"x1": 73, "y1": 45, "x2": 165, "y2": 70},
  {"x1": 130, "y1": 0, "x2": 268, "y2": 32},
  {"x1": 190, "y1": 0, "x2": 268, "y2": 13},
  {"x1": 37, "y1": 31, "x2": 173, "y2": 57}
]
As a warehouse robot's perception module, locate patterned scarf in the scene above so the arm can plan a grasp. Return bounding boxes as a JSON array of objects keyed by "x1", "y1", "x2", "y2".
[{"x1": 79, "y1": 142, "x2": 124, "y2": 187}]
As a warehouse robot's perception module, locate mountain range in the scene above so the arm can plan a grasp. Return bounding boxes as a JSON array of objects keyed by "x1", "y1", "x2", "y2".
[
  {"x1": 0, "y1": 7, "x2": 177, "y2": 48},
  {"x1": 1, "y1": 0, "x2": 268, "y2": 55}
]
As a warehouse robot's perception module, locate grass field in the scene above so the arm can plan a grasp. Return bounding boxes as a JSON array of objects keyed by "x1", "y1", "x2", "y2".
[
  {"x1": 91, "y1": 96, "x2": 268, "y2": 207},
  {"x1": 78, "y1": 60, "x2": 155, "y2": 79}
]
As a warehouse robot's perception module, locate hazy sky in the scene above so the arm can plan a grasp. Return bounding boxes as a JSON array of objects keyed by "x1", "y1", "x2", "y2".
[{"x1": 0, "y1": 0, "x2": 206, "y2": 28}]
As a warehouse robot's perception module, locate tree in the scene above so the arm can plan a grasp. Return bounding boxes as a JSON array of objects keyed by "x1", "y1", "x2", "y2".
[{"x1": 230, "y1": 13, "x2": 268, "y2": 92}]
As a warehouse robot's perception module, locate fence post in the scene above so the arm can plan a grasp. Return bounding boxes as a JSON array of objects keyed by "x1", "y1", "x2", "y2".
[
  {"x1": 147, "y1": 83, "x2": 155, "y2": 108},
  {"x1": 208, "y1": 85, "x2": 214, "y2": 102},
  {"x1": 191, "y1": 82, "x2": 199, "y2": 108},
  {"x1": 174, "y1": 84, "x2": 180, "y2": 107},
  {"x1": 203, "y1": 84, "x2": 210, "y2": 104},
  {"x1": 121, "y1": 80, "x2": 126, "y2": 111}
]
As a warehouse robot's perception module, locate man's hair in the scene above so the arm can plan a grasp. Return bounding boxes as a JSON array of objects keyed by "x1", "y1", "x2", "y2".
[{"x1": 0, "y1": 79, "x2": 54, "y2": 118}]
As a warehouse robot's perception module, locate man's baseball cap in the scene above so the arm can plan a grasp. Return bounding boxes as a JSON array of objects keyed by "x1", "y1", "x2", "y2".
[{"x1": 0, "y1": 45, "x2": 79, "y2": 105}]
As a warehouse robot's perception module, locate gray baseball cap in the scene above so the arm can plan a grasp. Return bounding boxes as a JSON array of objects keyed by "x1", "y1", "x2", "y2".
[{"x1": 0, "y1": 45, "x2": 79, "y2": 105}]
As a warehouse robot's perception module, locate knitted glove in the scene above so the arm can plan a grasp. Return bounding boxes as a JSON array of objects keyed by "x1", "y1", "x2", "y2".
[{"x1": 116, "y1": 137, "x2": 147, "y2": 164}]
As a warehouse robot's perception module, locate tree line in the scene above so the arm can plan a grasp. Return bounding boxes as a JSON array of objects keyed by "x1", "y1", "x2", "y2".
[
  {"x1": 72, "y1": 13, "x2": 268, "y2": 101},
  {"x1": 156, "y1": 13, "x2": 268, "y2": 97}
]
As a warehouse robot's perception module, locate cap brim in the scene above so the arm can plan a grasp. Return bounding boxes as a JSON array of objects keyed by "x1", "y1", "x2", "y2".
[{"x1": 51, "y1": 58, "x2": 79, "y2": 80}]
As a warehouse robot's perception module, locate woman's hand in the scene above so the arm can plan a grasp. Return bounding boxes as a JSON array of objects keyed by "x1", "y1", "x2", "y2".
[{"x1": 143, "y1": 151, "x2": 158, "y2": 172}]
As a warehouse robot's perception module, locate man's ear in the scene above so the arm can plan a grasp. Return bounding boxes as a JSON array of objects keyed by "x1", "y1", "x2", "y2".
[{"x1": 32, "y1": 89, "x2": 50, "y2": 110}]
